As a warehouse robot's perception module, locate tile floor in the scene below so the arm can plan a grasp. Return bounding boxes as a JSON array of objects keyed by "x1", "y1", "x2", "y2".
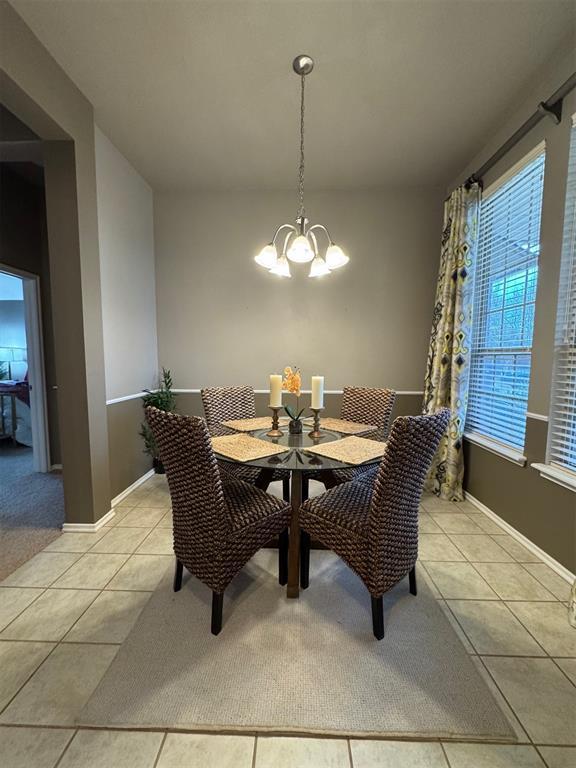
[{"x1": 0, "y1": 476, "x2": 574, "y2": 767}]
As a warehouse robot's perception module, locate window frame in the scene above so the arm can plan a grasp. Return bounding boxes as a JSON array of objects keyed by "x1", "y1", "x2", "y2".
[{"x1": 464, "y1": 141, "x2": 546, "y2": 461}]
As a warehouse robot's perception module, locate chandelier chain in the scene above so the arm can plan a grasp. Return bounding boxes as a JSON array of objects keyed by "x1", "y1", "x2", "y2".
[{"x1": 298, "y1": 74, "x2": 305, "y2": 219}]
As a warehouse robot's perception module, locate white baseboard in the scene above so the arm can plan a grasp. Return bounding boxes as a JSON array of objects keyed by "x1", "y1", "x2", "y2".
[
  {"x1": 465, "y1": 491, "x2": 575, "y2": 584},
  {"x1": 62, "y1": 508, "x2": 116, "y2": 533},
  {"x1": 61, "y1": 468, "x2": 155, "y2": 533},
  {"x1": 111, "y1": 468, "x2": 155, "y2": 507}
]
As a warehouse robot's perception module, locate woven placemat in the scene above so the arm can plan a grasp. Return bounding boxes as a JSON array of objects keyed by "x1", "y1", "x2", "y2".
[
  {"x1": 221, "y1": 416, "x2": 289, "y2": 432},
  {"x1": 212, "y1": 433, "x2": 290, "y2": 462},
  {"x1": 305, "y1": 436, "x2": 386, "y2": 465},
  {"x1": 320, "y1": 417, "x2": 377, "y2": 435}
]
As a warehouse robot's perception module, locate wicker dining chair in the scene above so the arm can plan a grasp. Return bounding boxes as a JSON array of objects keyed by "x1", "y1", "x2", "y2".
[
  {"x1": 201, "y1": 385, "x2": 290, "y2": 500},
  {"x1": 299, "y1": 409, "x2": 450, "y2": 639},
  {"x1": 304, "y1": 386, "x2": 396, "y2": 495},
  {"x1": 145, "y1": 406, "x2": 290, "y2": 635}
]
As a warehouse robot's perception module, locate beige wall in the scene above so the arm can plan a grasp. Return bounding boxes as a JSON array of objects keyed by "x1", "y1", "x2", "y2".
[
  {"x1": 1, "y1": 3, "x2": 110, "y2": 524},
  {"x1": 452, "y1": 51, "x2": 576, "y2": 571},
  {"x1": 154, "y1": 189, "x2": 443, "y2": 391},
  {"x1": 95, "y1": 126, "x2": 158, "y2": 402}
]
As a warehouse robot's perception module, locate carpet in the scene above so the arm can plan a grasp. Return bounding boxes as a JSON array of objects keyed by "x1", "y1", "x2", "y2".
[
  {"x1": 80, "y1": 551, "x2": 516, "y2": 741},
  {"x1": 0, "y1": 443, "x2": 64, "y2": 580}
]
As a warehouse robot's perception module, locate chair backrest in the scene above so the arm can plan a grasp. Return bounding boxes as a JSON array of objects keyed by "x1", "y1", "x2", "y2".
[
  {"x1": 201, "y1": 386, "x2": 256, "y2": 436},
  {"x1": 341, "y1": 386, "x2": 396, "y2": 441},
  {"x1": 145, "y1": 407, "x2": 230, "y2": 567},
  {"x1": 367, "y1": 408, "x2": 450, "y2": 594}
]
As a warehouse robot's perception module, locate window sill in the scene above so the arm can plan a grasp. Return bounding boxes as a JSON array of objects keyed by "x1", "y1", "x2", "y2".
[
  {"x1": 531, "y1": 463, "x2": 576, "y2": 493},
  {"x1": 464, "y1": 432, "x2": 527, "y2": 466}
]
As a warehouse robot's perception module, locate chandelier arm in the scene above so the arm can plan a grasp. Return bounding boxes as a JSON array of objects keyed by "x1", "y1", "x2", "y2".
[
  {"x1": 308, "y1": 230, "x2": 319, "y2": 255},
  {"x1": 307, "y1": 223, "x2": 333, "y2": 244},
  {"x1": 271, "y1": 223, "x2": 298, "y2": 245},
  {"x1": 281, "y1": 230, "x2": 295, "y2": 254}
]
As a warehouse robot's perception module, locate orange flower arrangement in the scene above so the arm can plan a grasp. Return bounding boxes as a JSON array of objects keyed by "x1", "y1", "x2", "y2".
[{"x1": 282, "y1": 366, "x2": 304, "y2": 421}]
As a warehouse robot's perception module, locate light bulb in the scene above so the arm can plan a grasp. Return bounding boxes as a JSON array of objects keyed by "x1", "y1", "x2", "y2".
[
  {"x1": 309, "y1": 255, "x2": 331, "y2": 278},
  {"x1": 254, "y1": 243, "x2": 278, "y2": 269},
  {"x1": 325, "y1": 244, "x2": 349, "y2": 269},
  {"x1": 287, "y1": 234, "x2": 314, "y2": 263},
  {"x1": 270, "y1": 254, "x2": 291, "y2": 277}
]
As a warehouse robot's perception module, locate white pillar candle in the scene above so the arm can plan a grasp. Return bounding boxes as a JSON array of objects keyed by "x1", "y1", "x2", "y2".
[
  {"x1": 269, "y1": 374, "x2": 283, "y2": 408},
  {"x1": 311, "y1": 376, "x2": 324, "y2": 409}
]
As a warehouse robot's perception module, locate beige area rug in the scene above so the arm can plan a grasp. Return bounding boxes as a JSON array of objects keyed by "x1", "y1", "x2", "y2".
[{"x1": 80, "y1": 551, "x2": 516, "y2": 741}]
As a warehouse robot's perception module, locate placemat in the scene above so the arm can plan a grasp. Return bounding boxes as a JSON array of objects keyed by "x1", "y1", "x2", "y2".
[
  {"x1": 305, "y1": 435, "x2": 386, "y2": 465},
  {"x1": 319, "y1": 417, "x2": 377, "y2": 435},
  {"x1": 212, "y1": 433, "x2": 290, "y2": 462},
  {"x1": 221, "y1": 416, "x2": 289, "y2": 432}
]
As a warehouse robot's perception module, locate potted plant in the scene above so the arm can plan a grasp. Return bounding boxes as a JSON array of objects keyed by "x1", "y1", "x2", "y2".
[
  {"x1": 282, "y1": 366, "x2": 305, "y2": 434},
  {"x1": 139, "y1": 367, "x2": 176, "y2": 473}
]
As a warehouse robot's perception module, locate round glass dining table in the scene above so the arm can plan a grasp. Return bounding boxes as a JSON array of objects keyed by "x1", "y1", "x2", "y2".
[{"x1": 213, "y1": 424, "x2": 382, "y2": 598}]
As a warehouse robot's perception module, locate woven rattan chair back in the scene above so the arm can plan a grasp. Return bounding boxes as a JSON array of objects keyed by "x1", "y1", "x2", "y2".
[
  {"x1": 145, "y1": 407, "x2": 230, "y2": 567},
  {"x1": 367, "y1": 408, "x2": 450, "y2": 595},
  {"x1": 201, "y1": 386, "x2": 256, "y2": 436},
  {"x1": 341, "y1": 387, "x2": 396, "y2": 441}
]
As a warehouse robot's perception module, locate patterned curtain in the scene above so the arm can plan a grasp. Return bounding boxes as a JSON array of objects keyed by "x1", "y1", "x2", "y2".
[{"x1": 423, "y1": 183, "x2": 481, "y2": 501}]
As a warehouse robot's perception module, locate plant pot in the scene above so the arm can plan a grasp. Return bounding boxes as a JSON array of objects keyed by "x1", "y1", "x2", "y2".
[
  {"x1": 288, "y1": 419, "x2": 303, "y2": 435},
  {"x1": 153, "y1": 457, "x2": 165, "y2": 474}
]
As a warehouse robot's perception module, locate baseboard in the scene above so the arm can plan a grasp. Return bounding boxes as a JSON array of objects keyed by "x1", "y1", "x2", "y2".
[
  {"x1": 464, "y1": 491, "x2": 575, "y2": 584},
  {"x1": 62, "y1": 508, "x2": 116, "y2": 533},
  {"x1": 111, "y1": 468, "x2": 155, "y2": 507},
  {"x1": 61, "y1": 468, "x2": 155, "y2": 533}
]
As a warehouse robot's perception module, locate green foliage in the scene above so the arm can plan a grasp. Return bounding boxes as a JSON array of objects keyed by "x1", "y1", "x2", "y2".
[
  {"x1": 140, "y1": 367, "x2": 176, "y2": 458},
  {"x1": 284, "y1": 404, "x2": 305, "y2": 421}
]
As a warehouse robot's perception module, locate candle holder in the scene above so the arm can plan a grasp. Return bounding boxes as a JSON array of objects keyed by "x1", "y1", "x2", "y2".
[
  {"x1": 308, "y1": 407, "x2": 324, "y2": 439},
  {"x1": 267, "y1": 406, "x2": 284, "y2": 438}
]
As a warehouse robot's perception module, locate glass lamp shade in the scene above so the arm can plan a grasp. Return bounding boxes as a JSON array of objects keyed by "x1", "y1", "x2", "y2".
[
  {"x1": 270, "y1": 254, "x2": 291, "y2": 277},
  {"x1": 325, "y1": 244, "x2": 349, "y2": 269},
  {"x1": 287, "y1": 234, "x2": 315, "y2": 263},
  {"x1": 255, "y1": 243, "x2": 278, "y2": 269},
  {"x1": 309, "y1": 255, "x2": 331, "y2": 278}
]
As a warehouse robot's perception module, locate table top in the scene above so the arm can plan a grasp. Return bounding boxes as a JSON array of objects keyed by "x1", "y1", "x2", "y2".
[{"x1": 213, "y1": 425, "x2": 383, "y2": 472}]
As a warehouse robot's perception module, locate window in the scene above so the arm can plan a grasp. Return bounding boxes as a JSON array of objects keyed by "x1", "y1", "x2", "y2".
[
  {"x1": 548, "y1": 117, "x2": 576, "y2": 476},
  {"x1": 466, "y1": 145, "x2": 546, "y2": 452}
]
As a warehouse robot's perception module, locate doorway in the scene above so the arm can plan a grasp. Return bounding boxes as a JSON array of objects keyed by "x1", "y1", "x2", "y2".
[
  {"x1": 0, "y1": 266, "x2": 50, "y2": 471},
  {"x1": 0, "y1": 252, "x2": 64, "y2": 580}
]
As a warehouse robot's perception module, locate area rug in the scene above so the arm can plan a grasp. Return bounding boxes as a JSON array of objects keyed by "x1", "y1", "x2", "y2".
[
  {"x1": 0, "y1": 443, "x2": 64, "y2": 581},
  {"x1": 80, "y1": 551, "x2": 516, "y2": 741}
]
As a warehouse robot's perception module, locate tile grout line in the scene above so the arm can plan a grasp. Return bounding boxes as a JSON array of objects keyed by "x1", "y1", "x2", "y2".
[
  {"x1": 50, "y1": 728, "x2": 78, "y2": 768},
  {"x1": 347, "y1": 736, "x2": 354, "y2": 768},
  {"x1": 152, "y1": 731, "x2": 168, "y2": 768},
  {"x1": 252, "y1": 734, "x2": 258, "y2": 768},
  {"x1": 477, "y1": 654, "x2": 534, "y2": 745},
  {"x1": 439, "y1": 741, "x2": 452, "y2": 767}
]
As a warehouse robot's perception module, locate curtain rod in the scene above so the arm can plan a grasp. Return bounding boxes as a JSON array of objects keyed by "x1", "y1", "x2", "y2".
[{"x1": 463, "y1": 71, "x2": 576, "y2": 190}]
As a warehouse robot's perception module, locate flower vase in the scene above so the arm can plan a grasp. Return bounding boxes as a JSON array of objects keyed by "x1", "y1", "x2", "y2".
[{"x1": 289, "y1": 419, "x2": 303, "y2": 435}]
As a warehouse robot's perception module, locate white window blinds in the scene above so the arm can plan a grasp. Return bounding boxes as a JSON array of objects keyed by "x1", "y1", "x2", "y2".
[
  {"x1": 466, "y1": 145, "x2": 546, "y2": 451},
  {"x1": 548, "y1": 118, "x2": 576, "y2": 474}
]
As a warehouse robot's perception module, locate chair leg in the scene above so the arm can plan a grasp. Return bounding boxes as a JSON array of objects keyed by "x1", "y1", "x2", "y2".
[
  {"x1": 300, "y1": 530, "x2": 310, "y2": 589},
  {"x1": 302, "y1": 475, "x2": 309, "y2": 501},
  {"x1": 173, "y1": 559, "x2": 183, "y2": 592},
  {"x1": 278, "y1": 528, "x2": 289, "y2": 585},
  {"x1": 409, "y1": 565, "x2": 417, "y2": 596},
  {"x1": 371, "y1": 595, "x2": 384, "y2": 640},
  {"x1": 283, "y1": 476, "x2": 290, "y2": 502},
  {"x1": 211, "y1": 592, "x2": 224, "y2": 635}
]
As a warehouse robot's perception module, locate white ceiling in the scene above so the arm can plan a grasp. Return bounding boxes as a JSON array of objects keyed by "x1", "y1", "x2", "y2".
[{"x1": 11, "y1": 0, "x2": 576, "y2": 191}]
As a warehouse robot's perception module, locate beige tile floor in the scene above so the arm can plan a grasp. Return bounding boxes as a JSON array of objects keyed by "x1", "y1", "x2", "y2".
[{"x1": 0, "y1": 476, "x2": 574, "y2": 767}]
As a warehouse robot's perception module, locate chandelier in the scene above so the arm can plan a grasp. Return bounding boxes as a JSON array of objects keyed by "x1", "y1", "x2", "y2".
[{"x1": 254, "y1": 55, "x2": 349, "y2": 278}]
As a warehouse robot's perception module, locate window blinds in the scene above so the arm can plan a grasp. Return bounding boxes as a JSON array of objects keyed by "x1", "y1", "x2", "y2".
[
  {"x1": 548, "y1": 118, "x2": 576, "y2": 474},
  {"x1": 466, "y1": 145, "x2": 546, "y2": 451}
]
